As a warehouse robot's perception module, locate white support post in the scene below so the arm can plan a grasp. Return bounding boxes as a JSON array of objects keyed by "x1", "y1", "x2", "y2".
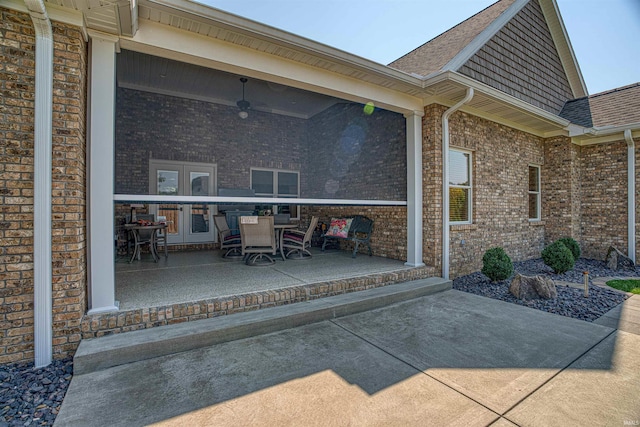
[
  {"x1": 405, "y1": 111, "x2": 425, "y2": 267},
  {"x1": 87, "y1": 32, "x2": 119, "y2": 313}
]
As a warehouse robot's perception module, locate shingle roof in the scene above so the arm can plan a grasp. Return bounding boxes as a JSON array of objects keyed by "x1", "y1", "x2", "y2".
[
  {"x1": 388, "y1": 0, "x2": 517, "y2": 76},
  {"x1": 560, "y1": 83, "x2": 640, "y2": 128}
]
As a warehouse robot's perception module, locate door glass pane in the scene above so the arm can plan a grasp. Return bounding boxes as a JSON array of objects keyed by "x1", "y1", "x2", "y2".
[
  {"x1": 158, "y1": 170, "x2": 178, "y2": 195},
  {"x1": 158, "y1": 204, "x2": 179, "y2": 235},
  {"x1": 449, "y1": 151, "x2": 470, "y2": 186},
  {"x1": 190, "y1": 172, "x2": 209, "y2": 196},
  {"x1": 191, "y1": 205, "x2": 210, "y2": 233},
  {"x1": 252, "y1": 170, "x2": 273, "y2": 194},
  {"x1": 278, "y1": 172, "x2": 298, "y2": 196}
]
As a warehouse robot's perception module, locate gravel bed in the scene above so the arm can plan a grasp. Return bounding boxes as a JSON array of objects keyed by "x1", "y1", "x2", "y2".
[
  {"x1": 0, "y1": 357, "x2": 72, "y2": 426},
  {"x1": 453, "y1": 258, "x2": 637, "y2": 322}
]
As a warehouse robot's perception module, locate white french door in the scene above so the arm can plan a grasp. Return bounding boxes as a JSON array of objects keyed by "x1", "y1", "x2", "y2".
[{"x1": 149, "y1": 160, "x2": 216, "y2": 245}]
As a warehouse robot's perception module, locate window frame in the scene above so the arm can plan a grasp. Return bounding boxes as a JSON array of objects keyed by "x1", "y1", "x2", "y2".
[
  {"x1": 250, "y1": 167, "x2": 300, "y2": 219},
  {"x1": 449, "y1": 148, "x2": 473, "y2": 225},
  {"x1": 528, "y1": 164, "x2": 541, "y2": 221}
]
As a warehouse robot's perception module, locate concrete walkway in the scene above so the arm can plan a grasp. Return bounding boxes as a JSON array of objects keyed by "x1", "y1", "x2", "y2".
[{"x1": 56, "y1": 288, "x2": 640, "y2": 426}]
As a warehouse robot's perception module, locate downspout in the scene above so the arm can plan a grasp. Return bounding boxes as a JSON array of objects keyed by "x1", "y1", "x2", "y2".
[
  {"x1": 442, "y1": 88, "x2": 474, "y2": 280},
  {"x1": 624, "y1": 129, "x2": 636, "y2": 263},
  {"x1": 24, "y1": 0, "x2": 53, "y2": 367}
]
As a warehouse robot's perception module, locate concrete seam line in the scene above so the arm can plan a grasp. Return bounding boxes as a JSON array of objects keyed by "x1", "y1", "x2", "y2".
[
  {"x1": 500, "y1": 328, "x2": 618, "y2": 416},
  {"x1": 328, "y1": 319, "x2": 502, "y2": 418}
]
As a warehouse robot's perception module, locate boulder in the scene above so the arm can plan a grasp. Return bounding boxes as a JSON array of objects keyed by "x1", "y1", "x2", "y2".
[
  {"x1": 605, "y1": 246, "x2": 635, "y2": 271},
  {"x1": 509, "y1": 273, "x2": 557, "y2": 300}
]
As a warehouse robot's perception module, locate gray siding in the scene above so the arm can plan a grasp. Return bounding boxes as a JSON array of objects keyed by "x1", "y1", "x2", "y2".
[{"x1": 458, "y1": 0, "x2": 573, "y2": 114}]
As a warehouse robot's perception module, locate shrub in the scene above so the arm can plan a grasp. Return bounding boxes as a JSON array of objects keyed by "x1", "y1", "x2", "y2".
[
  {"x1": 541, "y1": 241, "x2": 575, "y2": 274},
  {"x1": 558, "y1": 237, "x2": 581, "y2": 260},
  {"x1": 481, "y1": 247, "x2": 514, "y2": 282}
]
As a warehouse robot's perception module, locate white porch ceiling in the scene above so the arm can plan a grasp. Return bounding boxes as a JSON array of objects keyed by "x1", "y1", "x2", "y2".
[{"x1": 116, "y1": 49, "x2": 342, "y2": 119}]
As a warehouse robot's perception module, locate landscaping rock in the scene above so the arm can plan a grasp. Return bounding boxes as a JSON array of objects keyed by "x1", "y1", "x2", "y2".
[
  {"x1": 605, "y1": 246, "x2": 635, "y2": 271},
  {"x1": 509, "y1": 273, "x2": 557, "y2": 300}
]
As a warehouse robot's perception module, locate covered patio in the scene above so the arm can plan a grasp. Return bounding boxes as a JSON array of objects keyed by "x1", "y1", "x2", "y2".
[
  {"x1": 86, "y1": 6, "x2": 427, "y2": 322},
  {"x1": 114, "y1": 249, "x2": 433, "y2": 311},
  {"x1": 78, "y1": 249, "x2": 434, "y2": 338}
]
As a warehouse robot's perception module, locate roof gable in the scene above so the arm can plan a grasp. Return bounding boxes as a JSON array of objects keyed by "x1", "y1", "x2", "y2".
[
  {"x1": 388, "y1": 0, "x2": 518, "y2": 77},
  {"x1": 560, "y1": 83, "x2": 640, "y2": 128},
  {"x1": 458, "y1": 0, "x2": 574, "y2": 114}
]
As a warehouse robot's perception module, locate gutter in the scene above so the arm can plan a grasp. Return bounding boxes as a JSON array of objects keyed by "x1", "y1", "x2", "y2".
[
  {"x1": 24, "y1": 0, "x2": 53, "y2": 368},
  {"x1": 442, "y1": 88, "x2": 474, "y2": 280},
  {"x1": 624, "y1": 129, "x2": 636, "y2": 263}
]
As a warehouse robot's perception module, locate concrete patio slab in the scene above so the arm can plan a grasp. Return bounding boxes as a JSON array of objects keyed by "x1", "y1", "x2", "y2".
[
  {"x1": 56, "y1": 322, "x2": 497, "y2": 427},
  {"x1": 333, "y1": 290, "x2": 615, "y2": 414},
  {"x1": 75, "y1": 278, "x2": 451, "y2": 374},
  {"x1": 505, "y1": 330, "x2": 640, "y2": 425},
  {"x1": 57, "y1": 289, "x2": 636, "y2": 426}
]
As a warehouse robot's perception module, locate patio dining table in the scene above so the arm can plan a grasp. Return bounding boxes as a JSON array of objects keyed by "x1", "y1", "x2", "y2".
[
  {"x1": 124, "y1": 223, "x2": 167, "y2": 263},
  {"x1": 274, "y1": 222, "x2": 298, "y2": 260}
]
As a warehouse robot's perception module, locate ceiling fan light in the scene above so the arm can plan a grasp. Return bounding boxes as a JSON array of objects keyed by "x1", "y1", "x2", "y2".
[{"x1": 238, "y1": 111, "x2": 249, "y2": 119}]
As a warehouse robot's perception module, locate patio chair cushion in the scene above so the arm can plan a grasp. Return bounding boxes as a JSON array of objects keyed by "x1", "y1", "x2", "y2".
[
  {"x1": 282, "y1": 232, "x2": 304, "y2": 241},
  {"x1": 325, "y1": 218, "x2": 352, "y2": 238}
]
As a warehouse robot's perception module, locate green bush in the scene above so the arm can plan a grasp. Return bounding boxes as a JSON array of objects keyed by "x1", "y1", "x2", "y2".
[
  {"x1": 481, "y1": 247, "x2": 514, "y2": 282},
  {"x1": 541, "y1": 241, "x2": 575, "y2": 274},
  {"x1": 558, "y1": 237, "x2": 581, "y2": 260}
]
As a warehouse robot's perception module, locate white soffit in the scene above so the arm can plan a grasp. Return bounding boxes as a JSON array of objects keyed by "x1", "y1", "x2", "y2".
[
  {"x1": 423, "y1": 72, "x2": 570, "y2": 136},
  {"x1": 136, "y1": 0, "x2": 423, "y2": 97}
]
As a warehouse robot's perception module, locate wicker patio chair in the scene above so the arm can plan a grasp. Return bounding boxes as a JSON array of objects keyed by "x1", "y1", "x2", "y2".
[
  {"x1": 213, "y1": 215, "x2": 242, "y2": 259},
  {"x1": 239, "y1": 216, "x2": 277, "y2": 266},
  {"x1": 282, "y1": 216, "x2": 318, "y2": 260}
]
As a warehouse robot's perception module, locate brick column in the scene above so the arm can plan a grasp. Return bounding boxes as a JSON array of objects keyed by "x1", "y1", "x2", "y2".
[
  {"x1": 422, "y1": 104, "x2": 446, "y2": 274},
  {"x1": 542, "y1": 136, "x2": 581, "y2": 244}
]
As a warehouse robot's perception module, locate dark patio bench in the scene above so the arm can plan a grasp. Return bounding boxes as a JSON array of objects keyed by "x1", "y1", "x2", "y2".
[{"x1": 321, "y1": 215, "x2": 373, "y2": 258}]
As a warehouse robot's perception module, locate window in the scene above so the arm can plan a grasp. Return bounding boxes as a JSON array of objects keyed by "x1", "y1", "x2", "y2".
[
  {"x1": 528, "y1": 165, "x2": 541, "y2": 221},
  {"x1": 449, "y1": 149, "x2": 472, "y2": 223},
  {"x1": 251, "y1": 168, "x2": 300, "y2": 219}
]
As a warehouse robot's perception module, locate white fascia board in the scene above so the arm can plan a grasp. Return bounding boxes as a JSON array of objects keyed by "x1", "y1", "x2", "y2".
[
  {"x1": 571, "y1": 123, "x2": 640, "y2": 145},
  {"x1": 121, "y1": 20, "x2": 424, "y2": 114},
  {"x1": 426, "y1": 71, "x2": 571, "y2": 129},
  {"x1": 539, "y1": 0, "x2": 588, "y2": 97},
  {"x1": 2, "y1": 0, "x2": 84, "y2": 27},
  {"x1": 442, "y1": 0, "x2": 530, "y2": 72},
  {"x1": 113, "y1": 195, "x2": 407, "y2": 206},
  {"x1": 141, "y1": 0, "x2": 422, "y2": 88}
]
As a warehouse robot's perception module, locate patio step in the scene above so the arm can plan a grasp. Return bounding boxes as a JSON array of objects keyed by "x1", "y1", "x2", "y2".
[{"x1": 73, "y1": 277, "x2": 451, "y2": 375}]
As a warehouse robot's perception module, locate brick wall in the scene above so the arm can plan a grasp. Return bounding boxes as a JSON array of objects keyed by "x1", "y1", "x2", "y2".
[
  {"x1": 0, "y1": 8, "x2": 87, "y2": 363},
  {"x1": 579, "y1": 140, "x2": 628, "y2": 259},
  {"x1": 423, "y1": 104, "x2": 546, "y2": 277},
  {"x1": 115, "y1": 89, "x2": 406, "y2": 202},
  {"x1": 301, "y1": 206, "x2": 408, "y2": 260},
  {"x1": 115, "y1": 88, "x2": 307, "y2": 194},
  {"x1": 305, "y1": 103, "x2": 406, "y2": 200},
  {"x1": 50, "y1": 21, "x2": 87, "y2": 360},
  {"x1": 542, "y1": 136, "x2": 582, "y2": 245}
]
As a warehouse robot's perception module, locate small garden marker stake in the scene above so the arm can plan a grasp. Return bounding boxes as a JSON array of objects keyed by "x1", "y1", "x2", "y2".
[{"x1": 583, "y1": 271, "x2": 589, "y2": 297}]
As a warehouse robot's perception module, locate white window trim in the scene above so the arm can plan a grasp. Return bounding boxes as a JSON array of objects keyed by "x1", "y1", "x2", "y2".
[
  {"x1": 449, "y1": 148, "x2": 473, "y2": 225},
  {"x1": 250, "y1": 167, "x2": 301, "y2": 219},
  {"x1": 528, "y1": 164, "x2": 541, "y2": 222}
]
